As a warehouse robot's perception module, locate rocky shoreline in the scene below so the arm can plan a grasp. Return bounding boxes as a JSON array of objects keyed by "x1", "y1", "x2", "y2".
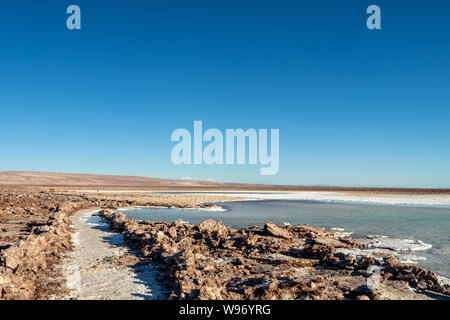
[
  {"x1": 100, "y1": 209, "x2": 450, "y2": 300},
  {"x1": 55, "y1": 209, "x2": 167, "y2": 300},
  {"x1": 0, "y1": 187, "x2": 235, "y2": 299},
  {"x1": 1, "y1": 186, "x2": 449, "y2": 300}
]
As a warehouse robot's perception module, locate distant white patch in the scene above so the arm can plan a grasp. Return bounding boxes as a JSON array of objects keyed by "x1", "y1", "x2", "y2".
[
  {"x1": 437, "y1": 275, "x2": 450, "y2": 286},
  {"x1": 330, "y1": 227, "x2": 353, "y2": 237},
  {"x1": 199, "y1": 205, "x2": 226, "y2": 212},
  {"x1": 204, "y1": 191, "x2": 450, "y2": 207},
  {"x1": 336, "y1": 236, "x2": 432, "y2": 265},
  {"x1": 369, "y1": 238, "x2": 432, "y2": 252}
]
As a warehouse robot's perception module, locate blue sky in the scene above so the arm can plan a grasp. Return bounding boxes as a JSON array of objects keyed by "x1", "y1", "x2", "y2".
[{"x1": 0, "y1": 0, "x2": 449, "y2": 187}]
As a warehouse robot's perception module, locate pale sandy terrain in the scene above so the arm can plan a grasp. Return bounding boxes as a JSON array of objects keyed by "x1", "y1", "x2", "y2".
[{"x1": 59, "y1": 209, "x2": 166, "y2": 300}]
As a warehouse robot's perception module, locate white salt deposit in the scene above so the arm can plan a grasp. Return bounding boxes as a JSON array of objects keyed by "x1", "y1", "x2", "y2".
[
  {"x1": 209, "y1": 191, "x2": 450, "y2": 207},
  {"x1": 58, "y1": 209, "x2": 166, "y2": 300}
]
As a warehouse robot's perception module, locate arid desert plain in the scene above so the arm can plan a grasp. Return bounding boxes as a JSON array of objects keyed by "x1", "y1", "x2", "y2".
[{"x1": 1, "y1": 171, "x2": 450, "y2": 300}]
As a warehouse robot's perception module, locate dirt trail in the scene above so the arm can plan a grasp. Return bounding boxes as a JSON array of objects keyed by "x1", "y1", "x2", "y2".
[{"x1": 59, "y1": 209, "x2": 166, "y2": 300}]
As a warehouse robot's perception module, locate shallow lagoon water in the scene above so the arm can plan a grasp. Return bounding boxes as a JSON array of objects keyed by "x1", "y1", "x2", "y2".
[{"x1": 122, "y1": 200, "x2": 450, "y2": 279}]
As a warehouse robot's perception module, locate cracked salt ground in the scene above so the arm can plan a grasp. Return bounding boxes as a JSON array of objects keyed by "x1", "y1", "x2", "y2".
[{"x1": 58, "y1": 209, "x2": 167, "y2": 300}]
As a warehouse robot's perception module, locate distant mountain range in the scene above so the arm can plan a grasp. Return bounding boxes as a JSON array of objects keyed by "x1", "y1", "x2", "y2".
[
  {"x1": 0, "y1": 171, "x2": 448, "y2": 193},
  {"x1": 0, "y1": 171, "x2": 247, "y2": 187}
]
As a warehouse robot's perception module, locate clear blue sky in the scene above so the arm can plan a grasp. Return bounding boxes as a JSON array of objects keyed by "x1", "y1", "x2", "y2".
[{"x1": 1, "y1": 0, "x2": 449, "y2": 187}]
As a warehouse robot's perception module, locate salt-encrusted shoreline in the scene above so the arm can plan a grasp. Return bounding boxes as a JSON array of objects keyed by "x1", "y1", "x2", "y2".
[
  {"x1": 75, "y1": 190, "x2": 450, "y2": 207},
  {"x1": 116, "y1": 205, "x2": 446, "y2": 278},
  {"x1": 207, "y1": 191, "x2": 450, "y2": 207},
  {"x1": 99, "y1": 209, "x2": 450, "y2": 300},
  {"x1": 0, "y1": 188, "x2": 237, "y2": 299},
  {"x1": 57, "y1": 209, "x2": 166, "y2": 300},
  {"x1": 1, "y1": 186, "x2": 449, "y2": 300},
  {"x1": 116, "y1": 203, "x2": 226, "y2": 212}
]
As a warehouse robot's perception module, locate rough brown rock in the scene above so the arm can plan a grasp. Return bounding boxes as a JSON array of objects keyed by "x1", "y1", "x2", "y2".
[
  {"x1": 0, "y1": 186, "x2": 234, "y2": 300},
  {"x1": 99, "y1": 211, "x2": 450, "y2": 300},
  {"x1": 1, "y1": 185, "x2": 448, "y2": 300},
  {"x1": 264, "y1": 222, "x2": 293, "y2": 239}
]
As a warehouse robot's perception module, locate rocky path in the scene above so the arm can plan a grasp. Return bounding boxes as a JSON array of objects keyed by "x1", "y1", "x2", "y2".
[{"x1": 58, "y1": 209, "x2": 166, "y2": 300}]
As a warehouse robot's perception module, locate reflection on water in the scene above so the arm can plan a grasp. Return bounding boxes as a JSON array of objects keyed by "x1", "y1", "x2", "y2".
[{"x1": 122, "y1": 200, "x2": 450, "y2": 278}]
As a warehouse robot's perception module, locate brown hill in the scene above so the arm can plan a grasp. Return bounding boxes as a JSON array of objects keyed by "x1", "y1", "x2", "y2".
[
  {"x1": 0, "y1": 171, "x2": 242, "y2": 187},
  {"x1": 0, "y1": 171, "x2": 448, "y2": 194}
]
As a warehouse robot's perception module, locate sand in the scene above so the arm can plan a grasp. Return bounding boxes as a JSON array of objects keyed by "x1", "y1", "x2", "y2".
[{"x1": 58, "y1": 209, "x2": 166, "y2": 300}]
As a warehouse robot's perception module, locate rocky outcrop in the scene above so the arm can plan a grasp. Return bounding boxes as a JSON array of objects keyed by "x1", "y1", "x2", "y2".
[
  {"x1": 0, "y1": 187, "x2": 234, "y2": 300},
  {"x1": 264, "y1": 222, "x2": 293, "y2": 239},
  {"x1": 100, "y1": 210, "x2": 450, "y2": 300},
  {"x1": 1, "y1": 186, "x2": 448, "y2": 300},
  {"x1": 0, "y1": 201, "x2": 91, "y2": 299}
]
